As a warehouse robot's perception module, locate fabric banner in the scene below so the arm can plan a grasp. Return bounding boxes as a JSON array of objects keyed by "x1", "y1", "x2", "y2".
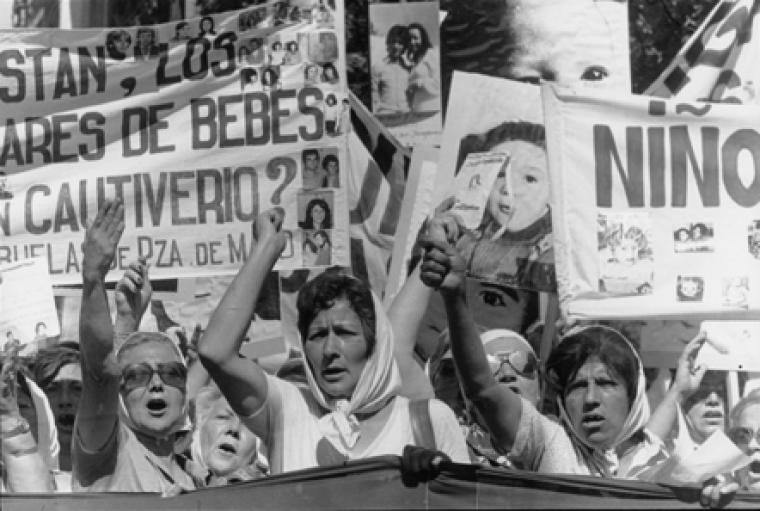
[
  {"x1": 0, "y1": 1, "x2": 349, "y2": 286},
  {"x1": 4, "y1": 456, "x2": 760, "y2": 509},
  {"x1": 543, "y1": 84, "x2": 760, "y2": 320},
  {"x1": 646, "y1": 0, "x2": 760, "y2": 104}
]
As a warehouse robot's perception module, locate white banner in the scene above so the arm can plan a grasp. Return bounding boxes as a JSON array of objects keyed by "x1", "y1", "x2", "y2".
[
  {"x1": 0, "y1": 1, "x2": 350, "y2": 285},
  {"x1": 544, "y1": 84, "x2": 760, "y2": 319}
]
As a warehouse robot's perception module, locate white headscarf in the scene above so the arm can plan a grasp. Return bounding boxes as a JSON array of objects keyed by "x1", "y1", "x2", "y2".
[
  {"x1": 301, "y1": 289, "x2": 401, "y2": 451},
  {"x1": 24, "y1": 375, "x2": 60, "y2": 471},
  {"x1": 554, "y1": 325, "x2": 650, "y2": 477}
]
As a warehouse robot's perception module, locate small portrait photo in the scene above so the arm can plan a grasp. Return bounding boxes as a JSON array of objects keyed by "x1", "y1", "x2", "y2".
[
  {"x1": 673, "y1": 221, "x2": 714, "y2": 253},
  {"x1": 312, "y1": 1, "x2": 335, "y2": 27},
  {"x1": 106, "y1": 29, "x2": 132, "y2": 61},
  {"x1": 299, "y1": 30, "x2": 338, "y2": 64},
  {"x1": 261, "y1": 65, "x2": 281, "y2": 91},
  {"x1": 301, "y1": 229, "x2": 332, "y2": 267},
  {"x1": 677, "y1": 276, "x2": 704, "y2": 302},
  {"x1": 301, "y1": 148, "x2": 324, "y2": 190},
  {"x1": 240, "y1": 67, "x2": 260, "y2": 91},
  {"x1": 283, "y1": 40, "x2": 302, "y2": 65},
  {"x1": 748, "y1": 220, "x2": 760, "y2": 259},
  {"x1": 321, "y1": 61, "x2": 340, "y2": 85},
  {"x1": 722, "y1": 276, "x2": 749, "y2": 308},
  {"x1": 0, "y1": 171, "x2": 13, "y2": 200},
  {"x1": 321, "y1": 152, "x2": 340, "y2": 188},
  {"x1": 238, "y1": 7, "x2": 266, "y2": 32},
  {"x1": 298, "y1": 190, "x2": 334, "y2": 231},
  {"x1": 269, "y1": 39, "x2": 286, "y2": 66},
  {"x1": 303, "y1": 63, "x2": 320, "y2": 86},
  {"x1": 238, "y1": 37, "x2": 266, "y2": 65},
  {"x1": 199, "y1": 15, "x2": 216, "y2": 38},
  {"x1": 134, "y1": 28, "x2": 160, "y2": 59},
  {"x1": 172, "y1": 21, "x2": 193, "y2": 42},
  {"x1": 323, "y1": 93, "x2": 340, "y2": 135}
]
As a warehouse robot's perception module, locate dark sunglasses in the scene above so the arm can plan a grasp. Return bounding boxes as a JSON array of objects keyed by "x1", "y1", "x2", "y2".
[
  {"x1": 728, "y1": 426, "x2": 760, "y2": 446},
  {"x1": 120, "y1": 362, "x2": 187, "y2": 392},
  {"x1": 486, "y1": 350, "x2": 538, "y2": 379}
]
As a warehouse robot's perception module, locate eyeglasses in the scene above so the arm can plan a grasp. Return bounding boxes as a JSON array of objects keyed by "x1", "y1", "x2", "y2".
[
  {"x1": 120, "y1": 362, "x2": 187, "y2": 392},
  {"x1": 486, "y1": 350, "x2": 538, "y2": 379},
  {"x1": 728, "y1": 426, "x2": 760, "y2": 446}
]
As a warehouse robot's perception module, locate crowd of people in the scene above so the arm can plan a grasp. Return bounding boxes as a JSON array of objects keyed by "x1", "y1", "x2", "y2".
[{"x1": 1, "y1": 198, "x2": 758, "y2": 509}]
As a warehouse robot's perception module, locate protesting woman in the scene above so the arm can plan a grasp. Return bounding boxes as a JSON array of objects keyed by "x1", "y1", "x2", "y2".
[
  {"x1": 74, "y1": 200, "x2": 195, "y2": 493},
  {"x1": 198, "y1": 210, "x2": 468, "y2": 474},
  {"x1": 419, "y1": 213, "x2": 664, "y2": 478}
]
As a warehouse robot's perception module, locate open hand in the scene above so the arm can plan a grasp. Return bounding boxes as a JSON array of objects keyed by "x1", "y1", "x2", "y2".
[
  {"x1": 672, "y1": 331, "x2": 708, "y2": 400},
  {"x1": 115, "y1": 258, "x2": 152, "y2": 325},
  {"x1": 82, "y1": 199, "x2": 124, "y2": 281}
]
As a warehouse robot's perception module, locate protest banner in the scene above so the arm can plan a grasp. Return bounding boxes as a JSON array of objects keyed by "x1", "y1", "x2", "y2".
[
  {"x1": 369, "y1": 0, "x2": 442, "y2": 148},
  {"x1": 543, "y1": 84, "x2": 760, "y2": 320},
  {"x1": 0, "y1": 257, "x2": 60, "y2": 354},
  {"x1": 0, "y1": 1, "x2": 350, "y2": 286}
]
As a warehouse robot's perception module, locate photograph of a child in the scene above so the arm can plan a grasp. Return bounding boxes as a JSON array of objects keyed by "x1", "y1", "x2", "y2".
[
  {"x1": 677, "y1": 276, "x2": 704, "y2": 302},
  {"x1": 301, "y1": 229, "x2": 332, "y2": 267},
  {"x1": 673, "y1": 222, "x2": 715, "y2": 253},
  {"x1": 598, "y1": 213, "x2": 654, "y2": 295},
  {"x1": 722, "y1": 276, "x2": 749, "y2": 308},
  {"x1": 452, "y1": 121, "x2": 555, "y2": 292}
]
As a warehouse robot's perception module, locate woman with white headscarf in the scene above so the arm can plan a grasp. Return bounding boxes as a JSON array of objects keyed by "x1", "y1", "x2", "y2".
[
  {"x1": 199, "y1": 210, "x2": 468, "y2": 474},
  {"x1": 420, "y1": 213, "x2": 665, "y2": 478}
]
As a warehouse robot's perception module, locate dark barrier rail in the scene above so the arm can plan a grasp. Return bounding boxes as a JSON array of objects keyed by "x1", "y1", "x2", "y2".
[{"x1": 3, "y1": 456, "x2": 760, "y2": 510}]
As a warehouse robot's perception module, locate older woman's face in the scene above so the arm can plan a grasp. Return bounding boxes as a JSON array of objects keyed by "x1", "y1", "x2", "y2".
[
  {"x1": 563, "y1": 356, "x2": 630, "y2": 450},
  {"x1": 487, "y1": 140, "x2": 549, "y2": 232},
  {"x1": 119, "y1": 341, "x2": 186, "y2": 438},
  {"x1": 684, "y1": 382, "x2": 725, "y2": 442},
  {"x1": 43, "y1": 362, "x2": 82, "y2": 438},
  {"x1": 733, "y1": 403, "x2": 760, "y2": 490},
  {"x1": 310, "y1": 204, "x2": 326, "y2": 226},
  {"x1": 304, "y1": 299, "x2": 369, "y2": 399},
  {"x1": 200, "y1": 399, "x2": 258, "y2": 477},
  {"x1": 484, "y1": 337, "x2": 540, "y2": 407}
]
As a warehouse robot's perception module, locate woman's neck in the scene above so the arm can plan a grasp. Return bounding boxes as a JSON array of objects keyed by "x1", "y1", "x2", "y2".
[{"x1": 134, "y1": 429, "x2": 175, "y2": 459}]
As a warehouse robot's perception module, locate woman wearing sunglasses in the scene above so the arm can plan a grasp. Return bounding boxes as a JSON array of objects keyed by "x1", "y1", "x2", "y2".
[
  {"x1": 728, "y1": 390, "x2": 760, "y2": 491},
  {"x1": 419, "y1": 213, "x2": 665, "y2": 478},
  {"x1": 74, "y1": 200, "x2": 195, "y2": 493},
  {"x1": 198, "y1": 209, "x2": 468, "y2": 474}
]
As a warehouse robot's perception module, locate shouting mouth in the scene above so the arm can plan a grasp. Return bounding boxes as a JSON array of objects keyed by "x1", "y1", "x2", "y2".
[
  {"x1": 217, "y1": 441, "x2": 238, "y2": 457},
  {"x1": 321, "y1": 367, "x2": 346, "y2": 382},
  {"x1": 146, "y1": 398, "x2": 168, "y2": 416},
  {"x1": 57, "y1": 413, "x2": 76, "y2": 430},
  {"x1": 582, "y1": 413, "x2": 605, "y2": 429}
]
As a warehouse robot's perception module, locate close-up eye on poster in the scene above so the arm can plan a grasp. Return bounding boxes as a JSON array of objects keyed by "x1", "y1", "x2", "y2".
[{"x1": 2, "y1": 0, "x2": 760, "y2": 509}]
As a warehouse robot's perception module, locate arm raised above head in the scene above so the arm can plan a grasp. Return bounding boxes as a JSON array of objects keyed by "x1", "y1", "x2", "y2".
[
  {"x1": 420, "y1": 213, "x2": 523, "y2": 450},
  {"x1": 198, "y1": 209, "x2": 288, "y2": 433}
]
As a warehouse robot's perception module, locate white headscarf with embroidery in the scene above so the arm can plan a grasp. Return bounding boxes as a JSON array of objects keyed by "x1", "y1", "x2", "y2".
[{"x1": 301, "y1": 285, "x2": 401, "y2": 452}]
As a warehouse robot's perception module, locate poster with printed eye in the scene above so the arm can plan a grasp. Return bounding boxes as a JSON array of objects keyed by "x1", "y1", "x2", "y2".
[
  {"x1": 0, "y1": 0, "x2": 350, "y2": 286},
  {"x1": 369, "y1": 0, "x2": 442, "y2": 147},
  {"x1": 543, "y1": 84, "x2": 760, "y2": 319}
]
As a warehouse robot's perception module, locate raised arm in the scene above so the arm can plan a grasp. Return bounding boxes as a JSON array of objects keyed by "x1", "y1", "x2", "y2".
[
  {"x1": 76, "y1": 199, "x2": 124, "y2": 451},
  {"x1": 198, "y1": 210, "x2": 287, "y2": 429},
  {"x1": 388, "y1": 262, "x2": 435, "y2": 400},
  {"x1": 647, "y1": 332, "x2": 707, "y2": 443},
  {"x1": 420, "y1": 215, "x2": 523, "y2": 450}
]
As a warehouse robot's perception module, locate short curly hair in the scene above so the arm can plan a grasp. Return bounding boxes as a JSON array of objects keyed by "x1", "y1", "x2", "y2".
[
  {"x1": 296, "y1": 269, "x2": 376, "y2": 356},
  {"x1": 456, "y1": 121, "x2": 545, "y2": 174}
]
